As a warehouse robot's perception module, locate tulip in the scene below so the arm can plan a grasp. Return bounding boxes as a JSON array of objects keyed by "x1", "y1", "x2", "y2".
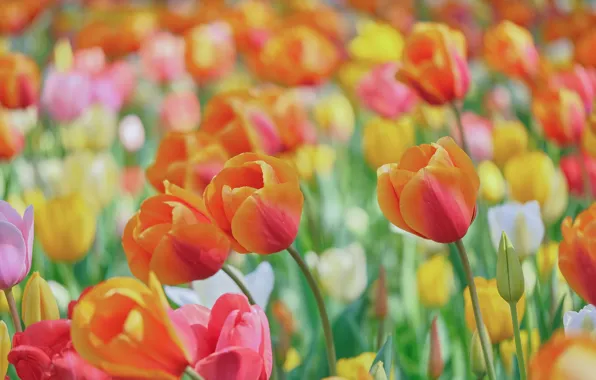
[
  {"x1": 140, "y1": 32, "x2": 186, "y2": 83},
  {"x1": 529, "y1": 332, "x2": 596, "y2": 379},
  {"x1": 484, "y1": 85, "x2": 513, "y2": 118},
  {"x1": 492, "y1": 120, "x2": 529, "y2": 168},
  {"x1": 185, "y1": 22, "x2": 236, "y2": 83},
  {"x1": 348, "y1": 20, "x2": 404, "y2": 64},
  {"x1": 105, "y1": 60, "x2": 136, "y2": 105},
  {"x1": 464, "y1": 277, "x2": 525, "y2": 343},
  {"x1": 164, "y1": 262, "x2": 274, "y2": 309},
  {"x1": 532, "y1": 87, "x2": 586, "y2": 147},
  {"x1": 536, "y1": 242, "x2": 559, "y2": 282},
  {"x1": 478, "y1": 160, "x2": 505, "y2": 204},
  {"x1": 357, "y1": 63, "x2": 418, "y2": 119},
  {"x1": 504, "y1": 151, "x2": 556, "y2": 206},
  {"x1": 564, "y1": 305, "x2": 596, "y2": 336},
  {"x1": 397, "y1": 23, "x2": 470, "y2": 105},
  {"x1": 0, "y1": 201, "x2": 33, "y2": 290},
  {"x1": 89, "y1": 71, "x2": 123, "y2": 113},
  {"x1": 123, "y1": 181, "x2": 230, "y2": 285},
  {"x1": 560, "y1": 154, "x2": 596, "y2": 198},
  {"x1": 0, "y1": 321, "x2": 8, "y2": 379},
  {"x1": 416, "y1": 254, "x2": 454, "y2": 308},
  {"x1": 488, "y1": 201, "x2": 545, "y2": 258},
  {"x1": 496, "y1": 232, "x2": 525, "y2": 305},
  {"x1": 174, "y1": 293, "x2": 272, "y2": 379},
  {"x1": 118, "y1": 114, "x2": 145, "y2": 153},
  {"x1": 36, "y1": 193, "x2": 96, "y2": 263},
  {"x1": 377, "y1": 136, "x2": 479, "y2": 244},
  {"x1": 451, "y1": 112, "x2": 494, "y2": 162},
  {"x1": 0, "y1": 53, "x2": 40, "y2": 109},
  {"x1": 204, "y1": 153, "x2": 304, "y2": 254},
  {"x1": 313, "y1": 93, "x2": 355, "y2": 143},
  {"x1": 73, "y1": 47, "x2": 106, "y2": 76},
  {"x1": 316, "y1": 243, "x2": 368, "y2": 303},
  {"x1": 483, "y1": 21, "x2": 540, "y2": 83},
  {"x1": 362, "y1": 116, "x2": 415, "y2": 169},
  {"x1": 21, "y1": 272, "x2": 59, "y2": 327},
  {"x1": 42, "y1": 68, "x2": 93, "y2": 123},
  {"x1": 284, "y1": 144, "x2": 336, "y2": 182},
  {"x1": 552, "y1": 65, "x2": 595, "y2": 114},
  {"x1": 542, "y1": 169, "x2": 569, "y2": 225},
  {"x1": 60, "y1": 104, "x2": 118, "y2": 152},
  {"x1": 336, "y1": 352, "x2": 379, "y2": 380},
  {"x1": 500, "y1": 329, "x2": 540, "y2": 374},
  {"x1": 584, "y1": 122, "x2": 596, "y2": 157},
  {"x1": 160, "y1": 91, "x2": 202, "y2": 133},
  {"x1": 470, "y1": 324, "x2": 492, "y2": 378},
  {"x1": 0, "y1": 113, "x2": 24, "y2": 160}
]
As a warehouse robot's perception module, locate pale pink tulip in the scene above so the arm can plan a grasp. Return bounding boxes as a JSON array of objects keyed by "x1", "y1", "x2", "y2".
[
  {"x1": 42, "y1": 69, "x2": 93, "y2": 123},
  {"x1": 0, "y1": 201, "x2": 33, "y2": 290},
  {"x1": 73, "y1": 48, "x2": 106, "y2": 76},
  {"x1": 451, "y1": 112, "x2": 494, "y2": 161},
  {"x1": 160, "y1": 91, "x2": 201, "y2": 132},
  {"x1": 140, "y1": 31, "x2": 186, "y2": 83}
]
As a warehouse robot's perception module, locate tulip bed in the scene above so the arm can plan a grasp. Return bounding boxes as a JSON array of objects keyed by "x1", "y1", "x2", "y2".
[{"x1": 2, "y1": 1, "x2": 596, "y2": 380}]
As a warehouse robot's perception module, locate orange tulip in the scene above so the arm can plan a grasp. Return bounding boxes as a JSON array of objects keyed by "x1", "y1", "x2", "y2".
[
  {"x1": 225, "y1": 0, "x2": 279, "y2": 53},
  {"x1": 146, "y1": 131, "x2": 229, "y2": 194},
  {"x1": 532, "y1": 87, "x2": 586, "y2": 147},
  {"x1": 71, "y1": 274, "x2": 197, "y2": 379},
  {"x1": 0, "y1": 0, "x2": 51, "y2": 35},
  {"x1": 283, "y1": 5, "x2": 347, "y2": 44},
  {"x1": 529, "y1": 332, "x2": 596, "y2": 379},
  {"x1": 122, "y1": 181, "x2": 230, "y2": 285},
  {"x1": 377, "y1": 136, "x2": 479, "y2": 243},
  {"x1": 204, "y1": 153, "x2": 304, "y2": 254},
  {"x1": 0, "y1": 113, "x2": 24, "y2": 160},
  {"x1": 575, "y1": 29, "x2": 596, "y2": 68},
  {"x1": 0, "y1": 52, "x2": 40, "y2": 109},
  {"x1": 184, "y1": 22, "x2": 236, "y2": 84},
  {"x1": 559, "y1": 204, "x2": 596, "y2": 305},
  {"x1": 484, "y1": 21, "x2": 540, "y2": 83},
  {"x1": 397, "y1": 22, "x2": 470, "y2": 105}
]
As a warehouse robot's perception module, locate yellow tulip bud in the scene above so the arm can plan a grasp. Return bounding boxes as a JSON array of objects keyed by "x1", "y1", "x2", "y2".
[
  {"x1": 478, "y1": 160, "x2": 505, "y2": 204},
  {"x1": 504, "y1": 151, "x2": 556, "y2": 206},
  {"x1": 496, "y1": 232, "x2": 525, "y2": 303},
  {"x1": 499, "y1": 329, "x2": 540, "y2": 374},
  {"x1": 348, "y1": 20, "x2": 404, "y2": 63},
  {"x1": 536, "y1": 242, "x2": 559, "y2": 281},
  {"x1": 313, "y1": 93, "x2": 355, "y2": 142},
  {"x1": 417, "y1": 255, "x2": 454, "y2": 308},
  {"x1": 0, "y1": 321, "x2": 9, "y2": 379},
  {"x1": 492, "y1": 121, "x2": 529, "y2": 168},
  {"x1": 542, "y1": 169, "x2": 569, "y2": 225},
  {"x1": 0, "y1": 285, "x2": 21, "y2": 314},
  {"x1": 36, "y1": 193, "x2": 97, "y2": 262},
  {"x1": 362, "y1": 116, "x2": 415, "y2": 169},
  {"x1": 470, "y1": 324, "x2": 492, "y2": 378},
  {"x1": 21, "y1": 272, "x2": 60, "y2": 327}
]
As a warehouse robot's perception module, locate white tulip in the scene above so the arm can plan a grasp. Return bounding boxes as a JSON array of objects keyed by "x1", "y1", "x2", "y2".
[
  {"x1": 317, "y1": 243, "x2": 367, "y2": 303},
  {"x1": 564, "y1": 305, "x2": 596, "y2": 335},
  {"x1": 488, "y1": 201, "x2": 544, "y2": 257}
]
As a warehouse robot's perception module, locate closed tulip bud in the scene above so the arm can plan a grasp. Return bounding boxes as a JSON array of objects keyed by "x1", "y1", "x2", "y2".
[
  {"x1": 492, "y1": 121, "x2": 529, "y2": 168},
  {"x1": 470, "y1": 324, "x2": 492, "y2": 378},
  {"x1": 478, "y1": 160, "x2": 505, "y2": 204},
  {"x1": 0, "y1": 53, "x2": 40, "y2": 109},
  {"x1": 0, "y1": 321, "x2": 8, "y2": 379},
  {"x1": 371, "y1": 361, "x2": 389, "y2": 380},
  {"x1": 496, "y1": 232, "x2": 525, "y2": 303},
  {"x1": 21, "y1": 272, "x2": 60, "y2": 327},
  {"x1": 542, "y1": 169, "x2": 569, "y2": 225},
  {"x1": 0, "y1": 201, "x2": 33, "y2": 290},
  {"x1": 428, "y1": 317, "x2": 444, "y2": 380},
  {"x1": 533, "y1": 87, "x2": 586, "y2": 147}
]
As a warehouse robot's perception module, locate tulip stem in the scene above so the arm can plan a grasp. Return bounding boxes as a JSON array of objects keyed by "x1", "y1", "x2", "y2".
[
  {"x1": 184, "y1": 367, "x2": 205, "y2": 380},
  {"x1": 509, "y1": 302, "x2": 527, "y2": 380},
  {"x1": 287, "y1": 246, "x2": 337, "y2": 376},
  {"x1": 454, "y1": 240, "x2": 496, "y2": 380},
  {"x1": 450, "y1": 103, "x2": 472, "y2": 160},
  {"x1": 577, "y1": 149, "x2": 593, "y2": 204},
  {"x1": 3, "y1": 288, "x2": 22, "y2": 332},
  {"x1": 221, "y1": 264, "x2": 257, "y2": 305}
]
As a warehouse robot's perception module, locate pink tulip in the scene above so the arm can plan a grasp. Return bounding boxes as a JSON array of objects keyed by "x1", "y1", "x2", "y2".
[
  {"x1": 73, "y1": 48, "x2": 106, "y2": 76},
  {"x1": 0, "y1": 201, "x2": 33, "y2": 290},
  {"x1": 552, "y1": 65, "x2": 596, "y2": 114},
  {"x1": 483, "y1": 85, "x2": 512, "y2": 118},
  {"x1": 357, "y1": 63, "x2": 418, "y2": 119},
  {"x1": 140, "y1": 31, "x2": 186, "y2": 83},
  {"x1": 451, "y1": 112, "x2": 494, "y2": 161},
  {"x1": 91, "y1": 72, "x2": 123, "y2": 113},
  {"x1": 105, "y1": 61, "x2": 137, "y2": 105},
  {"x1": 160, "y1": 91, "x2": 201, "y2": 132},
  {"x1": 42, "y1": 69, "x2": 93, "y2": 123},
  {"x1": 174, "y1": 294, "x2": 272, "y2": 380},
  {"x1": 119, "y1": 114, "x2": 145, "y2": 152}
]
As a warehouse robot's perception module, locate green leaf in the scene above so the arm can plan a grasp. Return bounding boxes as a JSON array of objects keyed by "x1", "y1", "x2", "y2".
[
  {"x1": 370, "y1": 335, "x2": 393, "y2": 377},
  {"x1": 332, "y1": 297, "x2": 369, "y2": 359},
  {"x1": 551, "y1": 295, "x2": 567, "y2": 333}
]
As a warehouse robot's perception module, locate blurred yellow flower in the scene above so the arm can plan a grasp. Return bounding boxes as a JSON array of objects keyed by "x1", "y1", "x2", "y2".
[
  {"x1": 283, "y1": 347, "x2": 301, "y2": 372},
  {"x1": 413, "y1": 104, "x2": 448, "y2": 131},
  {"x1": 583, "y1": 125, "x2": 596, "y2": 157},
  {"x1": 464, "y1": 277, "x2": 525, "y2": 343},
  {"x1": 337, "y1": 352, "x2": 376, "y2": 380},
  {"x1": 417, "y1": 255, "x2": 454, "y2": 308},
  {"x1": 500, "y1": 329, "x2": 540, "y2": 374},
  {"x1": 290, "y1": 144, "x2": 336, "y2": 181},
  {"x1": 362, "y1": 116, "x2": 415, "y2": 169},
  {"x1": 21, "y1": 272, "x2": 60, "y2": 327},
  {"x1": 492, "y1": 121, "x2": 529, "y2": 168},
  {"x1": 348, "y1": 21, "x2": 403, "y2": 64},
  {"x1": 536, "y1": 242, "x2": 559, "y2": 281},
  {"x1": 313, "y1": 93, "x2": 355, "y2": 142},
  {"x1": 212, "y1": 71, "x2": 254, "y2": 94},
  {"x1": 36, "y1": 193, "x2": 97, "y2": 263},
  {"x1": 0, "y1": 285, "x2": 21, "y2": 314},
  {"x1": 7, "y1": 188, "x2": 46, "y2": 216},
  {"x1": 61, "y1": 105, "x2": 118, "y2": 152},
  {"x1": 504, "y1": 151, "x2": 556, "y2": 206},
  {"x1": 0, "y1": 321, "x2": 8, "y2": 379},
  {"x1": 478, "y1": 160, "x2": 505, "y2": 204},
  {"x1": 542, "y1": 169, "x2": 569, "y2": 225},
  {"x1": 337, "y1": 62, "x2": 370, "y2": 101}
]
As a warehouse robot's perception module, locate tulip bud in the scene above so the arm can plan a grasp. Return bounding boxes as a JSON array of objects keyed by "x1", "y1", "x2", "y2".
[
  {"x1": 54, "y1": 39, "x2": 73, "y2": 73},
  {"x1": 21, "y1": 272, "x2": 60, "y2": 327},
  {"x1": 375, "y1": 265, "x2": 388, "y2": 319},
  {"x1": 496, "y1": 232, "x2": 525, "y2": 304},
  {"x1": 0, "y1": 321, "x2": 9, "y2": 379},
  {"x1": 470, "y1": 324, "x2": 492, "y2": 378},
  {"x1": 428, "y1": 317, "x2": 444, "y2": 379},
  {"x1": 370, "y1": 361, "x2": 389, "y2": 380}
]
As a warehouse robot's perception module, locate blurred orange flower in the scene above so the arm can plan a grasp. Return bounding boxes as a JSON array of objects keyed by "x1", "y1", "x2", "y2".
[
  {"x1": 0, "y1": 114, "x2": 24, "y2": 160},
  {"x1": 283, "y1": 5, "x2": 347, "y2": 43},
  {"x1": 377, "y1": 137, "x2": 479, "y2": 243},
  {"x1": 529, "y1": 332, "x2": 596, "y2": 379},
  {"x1": 226, "y1": 0, "x2": 278, "y2": 53},
  {"x1": 0, "y1": 0, "x2": 51, "y2": 35},
  {"x1": 575, "y1": 28, "x2": 596, "y2": 68},
  {"x1": 185, "y1": 22, "x2": 236, "y2": 84},
  {"x1": 0, "y1": 52, "x2": 40, "y2": 109},
  {"x1": 397, "y1": 23, "x2": 470, "y2": 105},
  {"x1": 532, "y1": 87, "x2": 586, "y2": 146},
  {"x1": 204, "y1": 153, "x2": 304, "y2": 254},
  {"x1": 122, "y1": 182, "x2": 230, "y2": 285}
]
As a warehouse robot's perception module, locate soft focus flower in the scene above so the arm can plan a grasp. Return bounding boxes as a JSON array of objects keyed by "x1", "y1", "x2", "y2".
[
  {"x1": 560, "y1": 154, "x2": 596, "y2": 198},
  {"x1": 42, "y1": 68, "x2": 93, "y2": 123},
  {"x1": 532, "y1": 87, "x2": 586, "y2": 147},
  {"x1": 0, "y1": 201, "x2": 33, "y2": 290},
  {"x1": 0, "y1": 285, "x2": 20, "y2": 313},
  {"x1": 36, "y1": 193, "x2": 96, "y2": 263},
  {"x1": 504, "y1": 151, "x2": 556, "y2": 206},
  {"x1": 478, "y1": 160, "x2": 505, "y2": 204},
  {"x1": 584, "y1": 123, "x2": 596, "y2": 157},
  {"x1": 345, "y1": 207, "x2": 370, "y2": 237},
  {"x1": 336, "y1": 352, "x2": 377, "y2": 380},
  {"x1": 71, "y1": 274, "x2": 197, "y2": 379},
  {"x1": 464, "y1": 277, "x2": 525, "y2": 343},
  {"x1": 416, "y1": 254, "x2": 454, "y2": 308},
  {"x1": 140, "y1": 31, "x2": 186, "y2": 83},
  {"x1": 316, "y1": 243, "x2": 368, "y2": 303},
  {"x1": 529, "y1": 332, "x2": 596, "y2": 379},
  {"x1": 21, "y1": 272, "x2": 59, "y2": 327},
  {"x1": 488, "y1": 201, "x2": 545, "y2": 258},
  {"x1": 73, "y1": 47, "x2": 105, "y2": 76},
  {"x1": 123, "y1": 181, "x2": 230, "y2": 285},
  {"x1": 552, "y1": 65, "x2": 595, "y2": 114},
  {"x1": 377, "y1": 137, "x2": 479, "y2": 244},
  {"x1": 491, "y1": 120, "x2": 529, "y2": 168},
  {"x1": 484, "y1": 85, "x2": 512, "y2": 118},
  {"x1": 89, "y1": 71, "x2": 123, "y2": 113},
  {"x1": 204, "y1": 153, "x2": 304, "y2": 254},
  {"x1": 160, "y1": 91, "x2": 202, "y2": 132},
  {"x1": 500, "y1": 329, "x2": 540, "y2": 374},
  {"x1": 348, "y1": 20, "x2": 404, "y2": 64},
  {"x1": 0, "y1": 113, "x2": 24, "y2": 160},
  {"x1": 105, "y1": 60, "x2": 136, "y2": 105},
  {"x1": 313, "y1": 92, "x2": 355, "y2": 142},
  {"x1": 60, "y1": 104, "x2": 118, "y2": 152},
  {"x1": 0, "y1": 52, "x2": 40, "y2": 109},
  {"x1": 537, "y1": 242, "x2": 559, "y2": 282},
  {"x1": 120, "y1": 166, "x2": 145, "y2": 197},
  {"x1": 575, "y1": 29, "x2": 596, "y2": 68},
  {"x1": 284, "y1": 347, "x2": 301, "y2": 372},
  {"x1": 118, "y1": 114, "x2": 146, "y2": 152},
  {"x1": 451, "y1": 112, "x2": 493, "y2": 162},
  {"x1": 483, "y1": 21, "x2": 539, "y2": 83},
  {"x1": 357, "y1": 63, "x2": 418, "y2": 119},
  {"x1": 564, "y1": 305, "x2": 596, "y2": 336},
  {"x1": 559, "y1": 204, "x2": 596, "y2": 305},
  {"x1": 185, "y1": 22, "x2": 236, "y2": 83},
  {"x1": 165, "y1": 262, "x2": 274, "y2": 309},
  {"x1": 0, "y1": 321, "x2": 7, "y2": 379},
  {"x1": 362, "y1": 116, "x2": 415, "y2": 169},
  {"x1": 175, "y1": 293, "x2": 272, "y2": 379},
  {"x1": 286, "y1": 144, "x2": 336, "y2": 181},
  {"x1": 542, "y1": 169, "x2": 569, "y2": 226},
  {"x1": 397, "y1": 23, "x2": 470, "y2": 105}
]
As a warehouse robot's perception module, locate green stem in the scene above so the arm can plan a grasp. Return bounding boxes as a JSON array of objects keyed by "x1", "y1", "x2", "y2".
[
  {"x1": 509, "y1": 302, "x2": 527, "y2": 380},
  {"x1": 184, "y1": 367, "x2": 205, "y2": 380},
  {"x1": 450, "y1": 103, "x2": 472, "y2": 159},
  {"x1": 2, "y1": 164, "x2": 13, "y2": 200},
  {"x1": 3, "y1": 288, "x2": 22, "y2": 332},
  {"x1": 287, "y1": 246, "x2": 337, "y2": 375},
  {"x1": 221, "y1": 264, "x2": 257, "y2": 306},
  {"x1": 376, "y1": 318, "x2": 385, "y2": 351},
  {"x1": 454, "y1": 240, "x2": 496, "y2": 380}
]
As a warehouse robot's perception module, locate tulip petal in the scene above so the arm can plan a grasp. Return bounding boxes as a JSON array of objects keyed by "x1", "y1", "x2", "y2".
[
  {"x1": 0, "y1": 221, "x2": 27, "y2": 288},
  {"x1": 244, "y1": 262, "x2": 275, "y2": 309},
  {"x1": 172, "y1": 304, "x2": 211, "y2": 327},
  {"x1": 208, "y1": 294, "x2": 252, "y2": 347},
  {"x1": 437, "y1": 136, "x2": 479, "y2": 190},
  {"x1": 164, "y1": 286, "x2": 202, "y2": 307},
  {"x1": 21, "y1": 206, "x2": 34, "y2": 271},
  {"x1": 0, "y1": 200, "x2": 23, "y2": 226},
  {"x1": 376, "y1": 166, "x2": 421, "y2": 237},
  {"x1": 397, "y1": 144, "x2": 436, "y2": 172},
  {"x1": 195, "y1": 347, "x2": 263, "y2": 380}
]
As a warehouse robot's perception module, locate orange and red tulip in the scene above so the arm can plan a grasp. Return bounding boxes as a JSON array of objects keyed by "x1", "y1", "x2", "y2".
[
  {"x1": 575, "y1": 29, "x2": 596, "y2": 68},
  {"x1": 559, "y1": 203, "x2": 596, "y2": 305},
  {"x1": 551, "y1": 65, "x2": 595, "y2": 113},
  {"x1": 122, "y1": 182, "x2": 230, "y2": 285},
  {"x1": 396, "y1": 22, "x2": 470, "y2": 105},
  {"x1": 377, "y1": 136, "x2": 479, "y2": 243},
  {"x1": 185, "y1": 22, "x2": 237, "y2": 84},
  {"x1": 0, "y1": 114, "x2": 24, "y2": 161},
  {"x1": 529, "y1": 332, "x2": 596, "y2": 379},
  {"x1": 532, "y1": 87, "x2": 586, "y2": 147},
  {"x1": 0, "y1": 53, "x2": 40, "y2": 110},
  {"x1": 204, "y1": 153, "x2": 304, "y2": 254}
]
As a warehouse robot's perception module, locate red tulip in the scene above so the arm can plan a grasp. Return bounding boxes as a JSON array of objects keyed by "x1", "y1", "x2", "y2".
[{"x1": 560, "y1": 154, "x2": 596, "y2": 198}]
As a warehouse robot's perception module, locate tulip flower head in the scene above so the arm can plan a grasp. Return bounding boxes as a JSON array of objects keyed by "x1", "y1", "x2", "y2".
[
  {"x1": 560, "y1": 154, "x2": 596, "y2": 199},
  {"x1": 140, "y1": 31, "x2": 186, "y2": 83},
  {"x1": 504, "y1": 151, "x2": 556, "y2": 207},
  {"x1": 564, "y1": 305, "x2": 596, "y2": 336},
  {"x1": 477, "y1": 160, "x2": 505, "y2": 204},
  {"x1": 491, "y1": 120, "x2": 529, "y2": 168},
  {"x1": 21, "y1": 272, "x2": 60, "y2": 327},
  {"x1": 0, "y1": 201, "x2": 33, "y2": 290},
  {"x1": 488, "y1": 201, "x2": 545, "y2": 258},
  {"x1": 362, "y1": 116, "x2": 415, "y2": 170},
  {"x1": 529, "y1": 332, "x2": 596, "y2": 379},
  {"x1": 416, "y1": 254, "x2": 454, "y2": 308},
  {"x1": 316, "y1": 243, "x2": 368, "y2": 303},
  {"x1": 348, "y1": 20, "x2": 404, "y2": 64},
  {"x1": 160, "y1": 91, "x2": 202, "y2": 133},
  {"x1": 0, "y1": 113, "x2": 24, "y2": 161},
  {"x1": 532, "y1": 87, "x2": 586, "y2": 147},
  {"x1": 0, "y1": 52, "x2": 40, "y2": 110},
  {"x1": 552, "y1": 65, "x2": 595, "y2": 114},
  {"x1": 313, "y1": 92, "x2": 355, "y2": 142}
]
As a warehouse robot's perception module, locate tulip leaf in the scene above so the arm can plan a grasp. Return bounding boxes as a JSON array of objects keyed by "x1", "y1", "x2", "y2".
[
  {"x1": 533, "y1": 285, "x2": 550, "y2": 343},
  {"x1": 332, "y1": 296, "x2": 369, "y2": 359},
  {"x1": 370, "y1": 335, "x2": 393, "y2": 377},
  {"x1": 551, "y1": 295, "x2": 567, "y2": 334}
]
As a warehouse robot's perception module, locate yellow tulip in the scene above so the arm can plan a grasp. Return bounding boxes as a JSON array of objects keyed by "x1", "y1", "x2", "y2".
[
  {"x1": 542, "y1": 169, "x2": 569, "y2": 225},
  {"x1": 504, "y1": 151, "x2": 556, "y2": 206},
  {"x1": 337, "y1": 352, "x2": 376, "y2": 380},
  {"x1": 413, "y1": 104, "x2": 448, "y2": 131},
  {"x1": 61, "y1": 105, "x2": 118, "y2": 152},
  {"x1": 492, "y1": 121, "x2": 529, "y2": 168},
  {"x1": 283, "y1": 347, "x2": 301, "y2": 372},
  {"x1": 536, "y1": 242, "x2": 559, "y2": 282},
  {"x1": 0, "y1": 285, "x2": 21, "y2": 314},
  {"x1": 584, "y1": 123, "x2": 596, "y2": 157},
  {"x1": 417, "y1": 255, "x2": 454, "y2": 308},
  {"x1": 7, "y1": 188, "x2": 46, "y2": 215},
  {"x1": 337, "y1": 62, "x2": 370, "y2": 100},
  {"x1": 0, "y1": 321, "x2": 8, "y2": 379},
  {"x1": 478, "y1": 160, "x2": 505, "y2": 204},
  {"x1": 500, "y1": 329, "x2": 540, "y2": 374},
  {"x1": 21, "y1": 272, "x2": 60, "y2": 327},
  {"x1": 348, "y1": 21, "x2": 404, "y2": 63},
  {"x1": 36, "y1": 193, "x2": 97, "y2": 262},
  {"x1": 362, "y1": 116, "x2": 415, "y2": 169},
  {"x1": 288, "y1": 144, "x2": 336, "y2": 181},
  {"x1": 464, "y1": 278, "x2": 525, "y2": 343},
  {"x1": 313, "y1": 93, "x2": 355, "y2": 142}
]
